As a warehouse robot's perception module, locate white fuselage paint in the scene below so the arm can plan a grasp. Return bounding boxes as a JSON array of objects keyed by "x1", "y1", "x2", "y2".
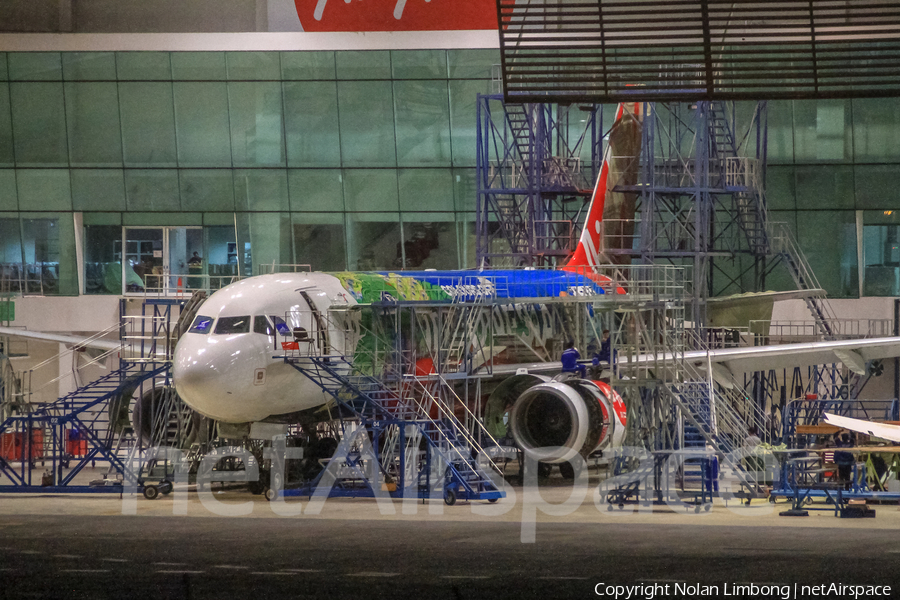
[{"x1": 173, "y1": 273, "x2": 356, "y2": 423}]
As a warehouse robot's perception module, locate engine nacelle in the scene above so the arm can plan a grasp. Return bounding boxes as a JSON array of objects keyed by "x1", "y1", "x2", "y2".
[{"x1": 491, "y1": 374, "x2": 626, "y2": 464}]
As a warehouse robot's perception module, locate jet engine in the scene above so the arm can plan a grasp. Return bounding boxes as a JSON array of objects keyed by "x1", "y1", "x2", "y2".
[
  {"x1": 489, "y1": 374, "x2": 626, "y2": 464},
  {"x1": 131, "y1": 386, "x2": 206, "y2": 449}
]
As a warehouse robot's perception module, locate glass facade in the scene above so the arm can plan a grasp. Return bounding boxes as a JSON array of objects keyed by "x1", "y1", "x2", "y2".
[
  {"x1": 0, "y1": 49, "x2": 896, "y2": 297},
  {"x1": 0, "y1": 49, "x2": 495, "y2": 295}
]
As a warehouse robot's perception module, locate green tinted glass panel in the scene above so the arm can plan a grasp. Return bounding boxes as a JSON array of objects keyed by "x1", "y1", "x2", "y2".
[
  {"x1": 0, "y1": 85, "x2": 12, "y2": 166},
  {"x1": 203, "y1": 213, "x2": 234, "y2": 226},
  {"x1": 228, "y1": 82, "x2": 285, "y2": 167},
  {"x1": 852, "y1": 97, "x2": 900, "y2": 163},
  {"x1": 400, "y1": 215, "x2": 457, "y2": 269},
  {"x1": 180, "y1": 170, "x2": 235, "y2": 211},
  {"x1": 793, "y1": 99, "x2": 852, "y2": 162},
  {"x1": 855, "y1": 166, "x2": 900, "y2": 209},
  {"x1": 22, "y1": 214, "x2": 77, "y2": 296},
  {"x1": 84, "y1": 225, "x2": 122, "y2": 294},
  {"x1": 65, "y1": 82, "x2": 123, "y2": 166},
  {"x1": 767, "y1": 100, "x2": 794, "y2": 164},
  {"x1": 861, "y1": 217, "x2": 900, "y2": 296},
  {"x1": 398, "y1": 169, "x2": 453, "y2": 212},
  {"x1": 234, "y1": 170, "x2": 289, "y2": 211},
  {"x1": 796, "y1": 210, "x2": 857, "y2": 298},
  {"x1": 795, "y1": 165, "x2": 854, "y2": 210},
  {"x1": 391, "y1": 50, "x2": 447, "y2": 79},
  {"x1": 205, "y1": 225, "x2": 238, "y2": 284},
  {"x1": 119, "y1": 82, "x2": 177, "y2": 167},
  {"x1": 292, "y1": 213, "x2": 346, "y2": 271},
  {"x1": 335, "y1": 51, "x2": 390, "y2": 80},
  {"x1": 174, "y1": 82, "x2": 232, "y2": 167},
  {"x1": 171, "y1": 53, "x2": 226, "y2": 80},
  {"x1": 226, "y1": 52, "x2": 280, "y2": 80},
  {"x1": 10, "y1": 83, "x2": 67, "y2": 166},
  {"x1": 448, "y1": 49, "x2": 500, "y2": 79},
  {"x1": 394, "y1": 81, "x2": 451, "y2": 167},
  {"x1": 281, "y1": 51, "x2": 335, "y2": 80},
  {"x1": 116, "y1": 52, "x2": 172, "y2": 80},
  {"x1": 284, "y1": 81, "x2": 341, "y2": 167},
  {"x1": 83, "y1": 213, "x2": 121, "y2": 225},
  {"x1": 125, "y1": 170, "x2": 180, "y2": 211},
  {"x1": 0, "y1": 170, "x2": 16, "y2": 211},
  {"x1": 765, "y1": 166, "x2": 796, "y2": 211},
  {"x1": 0, "y1": 54, "x2": 7, "y2": 80},
  {"x1": 452, "y1": 168, "x2": 477, "y2": 212},
  {"x1": 343, "y1": 169, "x2": 398, "y2": 212},
  {"x1": 62, "y1": 53, "x2": 116, "y2": 80},
  {"x1": 338, "y1": 81, "x2": 396, "y2": 167},
  {"x1": 347, "y1": 218, "x2": 401, "y2": 270},
  {"x1": 449, "y1": 80, "x2": 487, "y2": 168},
  {"x1": 124, "y1": 213, "x2": 201, "y2": 226},
  {"x1": 17, "y1": 170, "x2": 71, "y2": 211},
  {"x1": 71, "y1": 170, "x2": 126, "y2": 211},
  {"x1": 8, "y1": 53, "x2": 61, "y2": 81},
  {"x1": 0, "y1": 216, "x2": 21, "y2": 264},
  {"x1": 288, "y1": 169, "x2": 343, "y2": 211},
  {"x1": 239, "y1": 212, "x2": 292, "y2": 270}
]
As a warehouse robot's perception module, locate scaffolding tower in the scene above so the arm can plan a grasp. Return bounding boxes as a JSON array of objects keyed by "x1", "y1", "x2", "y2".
[{"x1": 475, "y1": 95, "x2": 605, "y2": 267}]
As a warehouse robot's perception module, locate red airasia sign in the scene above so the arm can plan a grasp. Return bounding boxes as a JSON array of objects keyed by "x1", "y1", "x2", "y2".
[{"x1": 294, "y1": 0, "x2": 498, "y2": 31}]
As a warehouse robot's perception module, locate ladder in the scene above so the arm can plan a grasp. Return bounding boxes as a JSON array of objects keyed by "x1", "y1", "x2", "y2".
[
  {"x1": 281, "y1": 354, "x2": 504, "y2": 504},
  {"x1": 770, "y1": 222, "x2": 835, "y2": 339}
]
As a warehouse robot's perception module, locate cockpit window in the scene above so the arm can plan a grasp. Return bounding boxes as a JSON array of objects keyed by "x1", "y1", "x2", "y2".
[
  {"x1": 271, "y1": 316, "x2": 291, "y2": 336},
  {"x1": 188, "y1": 315, "x2": 214, "y2": 334},
  {"x1": 253, "y1": 316, "x2": 273, "y2": 335},
  {"x1": 214, "y1": 316, "x2": 250, "y2": 334}
]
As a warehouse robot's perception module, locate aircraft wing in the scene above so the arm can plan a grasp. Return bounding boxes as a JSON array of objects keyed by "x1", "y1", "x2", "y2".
[
  {"x1": 823, "y1": 413, "x2": 900, "y2": 443},
  {"x1": 0, "y1": 326, "x2": 121, "y2": 352},
  {"x1": 684, "y1": 336, "x2": 900, "y2": 378},
  {"x1": 476, "y1": 336, "x2": 900, "y2": 382}
]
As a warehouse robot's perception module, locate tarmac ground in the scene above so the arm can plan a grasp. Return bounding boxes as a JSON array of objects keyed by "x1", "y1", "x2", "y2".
[{"x1": 1, "y1": 468, "x2": 899, "y2": 600}]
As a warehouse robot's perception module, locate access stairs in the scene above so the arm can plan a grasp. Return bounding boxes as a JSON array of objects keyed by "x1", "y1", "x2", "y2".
[
  {"x1": 0, "y1": 361, "x2": 168, "y2": 490},
  {"x1": 279, "y1": 354, "x2": 504, "y2": 504},
  {"x1": 666, "y1": 370, "x2": 770, "y2": 503}
]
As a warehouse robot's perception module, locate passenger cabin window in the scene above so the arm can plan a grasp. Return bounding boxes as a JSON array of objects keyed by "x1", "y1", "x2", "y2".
[
  {"x1": 253, "y1": 316, "x2": 273, "y2": 335},
  {"x1": 189, "y1": 316, "x2": 214, "y2": 334},
  {"x1": 214, "y1": 316, "x2": 250, "y2": 334}
]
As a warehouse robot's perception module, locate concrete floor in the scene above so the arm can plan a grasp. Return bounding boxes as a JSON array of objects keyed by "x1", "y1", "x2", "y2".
[{"x1": 1, "y1": 473, "x2": 899, "y2": 599}]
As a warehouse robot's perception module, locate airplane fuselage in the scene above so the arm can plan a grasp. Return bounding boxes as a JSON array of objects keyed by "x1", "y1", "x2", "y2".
[{"x1": 173, "y1": 273, "x2": 354, "y2": 423}]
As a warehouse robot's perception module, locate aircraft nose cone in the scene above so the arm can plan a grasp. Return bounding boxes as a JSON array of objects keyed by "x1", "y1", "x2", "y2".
[{"x1": 173, "y1": 337, "x2": 250, "y2": 422}]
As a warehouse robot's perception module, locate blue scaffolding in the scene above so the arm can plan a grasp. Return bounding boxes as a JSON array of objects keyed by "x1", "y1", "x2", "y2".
[{"x1": 0, "y1": 298, "x2": 177, "y2": 494}]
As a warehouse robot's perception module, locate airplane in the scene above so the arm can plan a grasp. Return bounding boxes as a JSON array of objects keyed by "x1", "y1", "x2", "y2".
[{"x1": 4, "y1": 102, "x2": 900, "y2": 483}]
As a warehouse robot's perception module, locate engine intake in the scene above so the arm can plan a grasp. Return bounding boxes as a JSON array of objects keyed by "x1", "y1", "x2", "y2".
[{"x1": 505, "y1": 377, "x2": 614, "y2": 464}]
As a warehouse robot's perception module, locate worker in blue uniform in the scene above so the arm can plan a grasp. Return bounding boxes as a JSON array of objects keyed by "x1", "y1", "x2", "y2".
[
  {"x1": 561, "y1": 340, "x2": 586, "y2": 378},
  {"x1": 833, "y1": 430, "x2": 855, "y2": 490}
]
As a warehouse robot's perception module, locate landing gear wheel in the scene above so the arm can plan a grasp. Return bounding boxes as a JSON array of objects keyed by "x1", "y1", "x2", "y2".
[
  {"x1": 143, "y1": 485, "x2": 159, "y2": 500},
  {"x1": 160, "y1": 481, "x2": 173, "y2": 495},
  {"x1": 444, "y1": 489, "x2": 457, "y2": 506},
  {"x1": 558, "y1": 461, "x2": 576, "y2": 480}
]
